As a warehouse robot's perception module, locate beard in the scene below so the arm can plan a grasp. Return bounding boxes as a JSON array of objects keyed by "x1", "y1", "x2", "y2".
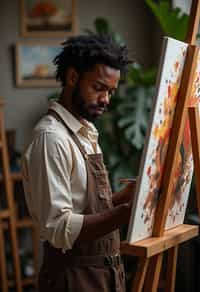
[{"x1": 72, "y1": 84, "x2": 108, "y2": 122}]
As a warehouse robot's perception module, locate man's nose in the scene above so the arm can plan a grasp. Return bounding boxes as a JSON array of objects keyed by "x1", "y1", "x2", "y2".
[{"x1": 99, "y1": 91, "x2": 110, "y2": 104}]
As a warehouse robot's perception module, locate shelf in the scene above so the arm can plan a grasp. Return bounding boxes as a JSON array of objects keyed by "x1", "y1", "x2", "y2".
[
  {"x1": 0, "y1": 209, "x2": 10, "y2": 219},
  {"x1": 0, "y1": 171, "x2": 22, "y2": 182},
  {"x1": 22, "y1": 277, "x2": 37, "y2": 287},
  {"x1": 2, "y1": 218, "x2": 35, "y2": 230},
  {"x1": 16, "y1": 218, "x2": 35, "y2": 228},
  {"x1": 8, "y1": 276, "x2": 36, "y2": 287}
]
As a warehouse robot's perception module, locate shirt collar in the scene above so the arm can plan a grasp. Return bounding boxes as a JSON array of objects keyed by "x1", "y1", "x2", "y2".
[
  {"x1": 49, "y1": 101, "x2": 83, "y2": 134},
  {"x1": 49, "y1": 101, "x2": 98, "y2": 138}
]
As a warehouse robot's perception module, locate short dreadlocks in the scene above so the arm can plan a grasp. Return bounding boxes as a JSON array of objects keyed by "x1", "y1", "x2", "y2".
[{"x1": 54, "y1": 34, "x2": 131, "y2": 87}]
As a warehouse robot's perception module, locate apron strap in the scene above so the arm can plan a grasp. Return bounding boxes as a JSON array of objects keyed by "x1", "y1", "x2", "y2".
[{"x1": 47, "y1": 109, "x2": 88, "y2": 160}]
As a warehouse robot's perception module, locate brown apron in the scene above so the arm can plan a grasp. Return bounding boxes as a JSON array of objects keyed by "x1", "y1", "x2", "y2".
[{"x1": 38, "y1": 109, "x2": 125, "y2": 292}]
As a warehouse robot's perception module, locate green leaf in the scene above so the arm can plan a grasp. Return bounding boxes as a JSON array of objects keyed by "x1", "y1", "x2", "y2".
[
  {"x1": 117, "y1": 86, "x2": 152, "y2": 150},
  {"x1": 125, "y1": 125, "x2": 144, "y2": 149},
  {"x1": 112, "y1": 162, "x2": 134, "y2": 190},
  {"x1": 111, "y1": 32, "x2": 125, "y2": 45},
  {"x1": 140, "y1": 68, "x2": 157, "y2": 86},
  {"x1": 127, "y1": 63, "x2": 156, "y2": 86},
  {"x1": 94, "y1": 18, "x2": 111, "y2": 34},
  {"x1": 118, "y1": 115, "x2": 136, "y2": 128},
  {"x1": 87, "y1": 17, "x2": 125, "y2": 45},
  {"x1": 145, "y1": 0, "x2": 189, "y2": 41}
]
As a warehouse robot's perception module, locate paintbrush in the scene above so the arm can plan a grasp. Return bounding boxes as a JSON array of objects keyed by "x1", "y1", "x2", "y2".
[{"x1": 119, "y1": 178, "x2": 137, "y2": 183}]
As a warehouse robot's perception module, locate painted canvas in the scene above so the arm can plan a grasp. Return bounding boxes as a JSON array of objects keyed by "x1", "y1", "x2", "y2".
[
  {"x1": 20, "y1": 0, "x2": 76, "y2": 37},
  {"x1": 15, "y1": 42, "x2": 62, "y2": 87},
  {"x1": 127, "y1": 37, "x2": 189, "y2": 243}
]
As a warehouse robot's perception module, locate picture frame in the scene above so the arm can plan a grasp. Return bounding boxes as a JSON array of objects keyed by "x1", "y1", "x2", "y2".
[
  {"x1": 19, "y1": 0, "x2": 76, "y2": 37},
  {"x1": 15, "y1": 42, "x2": 62, "y2": 87}
]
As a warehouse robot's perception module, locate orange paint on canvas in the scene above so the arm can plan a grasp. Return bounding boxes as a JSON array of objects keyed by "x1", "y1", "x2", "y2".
[
  {"x1": 174, "y1": 61, "x2": 180, "y2": 72},
  {"x1": 143, "y1": 79, "x2": 179, "y2": 220},
  {"x1": 188, "y1": 55, "x2": 200, "y2": 106}
]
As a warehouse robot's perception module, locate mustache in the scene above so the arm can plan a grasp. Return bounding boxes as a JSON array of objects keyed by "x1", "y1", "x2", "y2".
[{"x1": 88, "y1": 102, "x2": 108, "y2": 112}]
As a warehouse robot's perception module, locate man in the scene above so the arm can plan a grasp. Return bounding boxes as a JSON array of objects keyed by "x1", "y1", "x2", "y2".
[{"x1": 22, "y1": 34, "x2": 135, "y2": 292}]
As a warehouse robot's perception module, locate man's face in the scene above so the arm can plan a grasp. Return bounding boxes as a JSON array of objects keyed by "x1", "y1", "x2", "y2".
[{"x1": 72, "y1": 64, "x2": 120, "y2": 121}]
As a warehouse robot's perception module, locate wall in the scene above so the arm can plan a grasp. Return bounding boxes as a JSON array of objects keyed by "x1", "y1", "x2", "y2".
[
  {"x1": 173, "y1": 0, "x2": 192, "y2": 13},
  {"x1": 0, "y1": 0, "x2": 156, "y2": 151}
]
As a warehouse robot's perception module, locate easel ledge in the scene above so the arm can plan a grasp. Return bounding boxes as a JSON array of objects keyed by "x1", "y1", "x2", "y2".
[{"x1": 121, "y1": 224, "x2": 198, "y2": 258}]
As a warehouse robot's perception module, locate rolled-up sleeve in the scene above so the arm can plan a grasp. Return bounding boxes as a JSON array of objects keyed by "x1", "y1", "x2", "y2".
[{"x1": 22, "y1": 131, "x2": 84, "y2": 250}]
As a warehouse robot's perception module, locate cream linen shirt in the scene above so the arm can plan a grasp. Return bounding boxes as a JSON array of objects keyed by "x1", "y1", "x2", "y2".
[{"x1": 22, "y1": 101, "x2": 102, "y2": 250}]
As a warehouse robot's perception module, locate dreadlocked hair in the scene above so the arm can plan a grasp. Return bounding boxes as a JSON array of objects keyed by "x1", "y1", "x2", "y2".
[{"x1": 54, "y1": 34, "x2": 131, "y2": 87}]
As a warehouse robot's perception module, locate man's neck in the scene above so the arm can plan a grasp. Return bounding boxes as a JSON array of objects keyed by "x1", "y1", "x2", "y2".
[{"x1": 58, "y1": 93, "x2": 85, "y2": 124}]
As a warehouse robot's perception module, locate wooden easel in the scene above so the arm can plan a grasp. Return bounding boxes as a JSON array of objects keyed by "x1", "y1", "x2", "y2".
[
  {"x1": 121, "y1": 1, "x2": 200, "y2": 291},
  {"x1": 0, "y1": 100, "x2": 22, "y2": 292}
]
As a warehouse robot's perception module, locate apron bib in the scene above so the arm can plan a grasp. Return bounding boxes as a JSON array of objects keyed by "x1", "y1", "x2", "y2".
[{"x1": 38, "y1": 109, "x2": 125, "y2": 292}]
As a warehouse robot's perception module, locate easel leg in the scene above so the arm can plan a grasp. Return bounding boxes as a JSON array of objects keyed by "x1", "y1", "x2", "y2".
[
  {"x1": 143, "y1": 253, "x2": 163, "y2": 292},
  {"x1": 164, "y1": 246, "x2": 178, "y2": 292},
  {"x1": 189, "y1": 106, "x2": 200, "y2": 215},
  {"x1": 130, "y1": 257, "x2": 149, "y2": 292}
]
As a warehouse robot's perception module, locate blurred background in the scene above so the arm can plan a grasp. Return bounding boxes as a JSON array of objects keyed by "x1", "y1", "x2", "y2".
[{"x1": 0, "y1": 0, "x2": 199, "y2": 291}]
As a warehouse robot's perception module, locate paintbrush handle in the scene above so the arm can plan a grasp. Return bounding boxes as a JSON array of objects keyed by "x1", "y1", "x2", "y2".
[{"x1": 119, "y1": 178, "x2": 137, "y2": 183}]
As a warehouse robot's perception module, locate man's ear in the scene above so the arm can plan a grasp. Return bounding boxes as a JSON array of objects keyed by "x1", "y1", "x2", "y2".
[{"x1": 65, "y1": 68, "x2": 79, "y2": 87}]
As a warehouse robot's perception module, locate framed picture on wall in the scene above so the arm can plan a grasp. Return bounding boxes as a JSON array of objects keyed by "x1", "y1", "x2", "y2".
[
  {"x1": 15, "y1": 42, "x2": 62, "y2": 87},
  {"x1": 19, "y1": 0, "x2": 76, "y2": 37}
]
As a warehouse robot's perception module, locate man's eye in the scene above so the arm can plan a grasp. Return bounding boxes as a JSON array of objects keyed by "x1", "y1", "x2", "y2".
[{"x1": 94, "y1": 84, "x2": 102, "y2": 91}]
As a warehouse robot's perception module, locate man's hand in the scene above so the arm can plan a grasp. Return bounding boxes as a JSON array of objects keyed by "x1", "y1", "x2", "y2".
[
  {"x1": 76, "y1": 180, "x2": 137, "y2": 244},
  {"x1": 76, "y1": 178, "x2": 137, "y2": 244},
  {"x1": 76, "y1": 202, "x2": 133, "y2": 243},
  {"x1": 112, "y1": 178, "x2": 137, "y2": 206}
]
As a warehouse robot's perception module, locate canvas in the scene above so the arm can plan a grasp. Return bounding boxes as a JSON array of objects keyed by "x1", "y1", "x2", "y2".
[{"x1": 127, "y1": 37, "x2": 190, "y2": 243}]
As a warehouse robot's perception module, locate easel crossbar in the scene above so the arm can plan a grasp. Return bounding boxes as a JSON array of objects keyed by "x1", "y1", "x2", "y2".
[{"x1": 121, "y1": 224, "x2": 198, "y2": 258}]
